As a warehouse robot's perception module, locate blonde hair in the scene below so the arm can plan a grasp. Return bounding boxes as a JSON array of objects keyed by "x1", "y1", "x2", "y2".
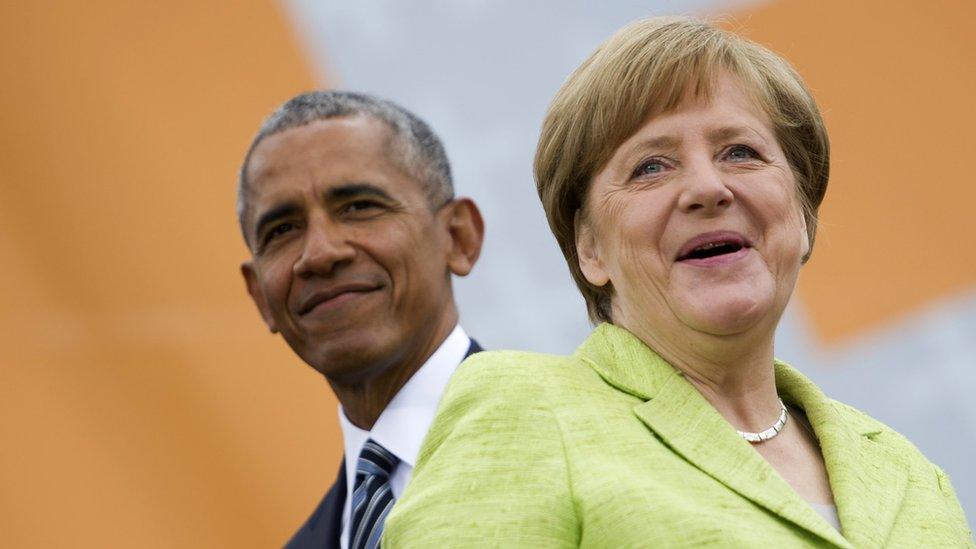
[{"x1": 535, "y1": 16, "x2": 830, "y2": 323}]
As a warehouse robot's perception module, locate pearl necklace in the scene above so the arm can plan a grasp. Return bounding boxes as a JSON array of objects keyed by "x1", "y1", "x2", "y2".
[{"x1": 736, "y1": 399, "x2": 788, "y2": 443}]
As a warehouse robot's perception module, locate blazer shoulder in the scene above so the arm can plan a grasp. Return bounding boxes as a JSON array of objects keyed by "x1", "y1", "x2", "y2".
[
  {"x1": 457, "y1": 349, "x2": 591, "y2": 381},
  {"x1": 829, "y1": 399, "x2": 921, "y2": 452},
  {"x1": 828, "y1": 399, "x2": 973, "y2": 542},
  {"x1": 388, "y1": 350, "x2": 582, "y2": 547},
  {"x1": 828, "y1": 400, "x2": 918, "y2": 452},
  {"x1": 421, "y1": 349, "x2": 591, "y2": 457},
  {"x1": 441, "y1": 351, "x2": 599, "y2": 405},
  {"x1": 828, "y1": 398, "x2": 891, "y2": 431}
]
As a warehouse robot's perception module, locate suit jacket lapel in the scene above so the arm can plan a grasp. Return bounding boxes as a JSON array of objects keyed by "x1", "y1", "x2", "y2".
[
  {"x1": 287, "y1": 335, "x2": 480, "y2": 548},
  {"x1": 578, "y1": 324, "x2": 852, "y2": 548},
  {"x1": 308, "y1": 337, "x2": 478, "y2": 547},
  {"x1": 776, "y1": 365, "x2": 909, "y2": 548},
  {"x1": 286, "y1": 459, "x2": 346, "y2": 549},
  {"x1": 319, "y1": 459, "x2": 347, "y2": 548},
  {"x1": 465, "y1": 338, "x2": 483, "y2": 358}
]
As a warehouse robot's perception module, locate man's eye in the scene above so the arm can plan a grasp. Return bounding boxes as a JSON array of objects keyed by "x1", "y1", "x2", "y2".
[
  {"x1": 726, "y1": 145, "x2": 760, "y2": 161},
  {"x1": 342, "y1": 200, "x2": 384, "y2": 216},
  {"x1": 347, "y1": 200, "x2": 378, "y2": 211},
  {"x1": 265, "y1": 222, "x2": 294, "y2": 243},
  {"x1": 632, "y1": 159, "x2": 667, "y2": 178}
]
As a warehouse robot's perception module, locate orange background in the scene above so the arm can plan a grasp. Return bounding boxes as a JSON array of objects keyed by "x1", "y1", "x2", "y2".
[
  {"x1": 2, "y1": 0, "x2": 973, "y2": 546},
  {"x1": 1, "y1": 0, "x2": 338, "y2": 545},
  {"x1": 734, "y1": 0, "x2": 976, "y2": 341}
]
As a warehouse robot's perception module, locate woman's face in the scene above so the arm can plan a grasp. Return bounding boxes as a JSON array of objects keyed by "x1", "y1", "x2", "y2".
[{"x1": 577, "y1": 73, "x2": 809, "y2": 342}]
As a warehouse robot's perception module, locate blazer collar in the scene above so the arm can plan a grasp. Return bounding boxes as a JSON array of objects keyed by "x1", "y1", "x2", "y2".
[
  {"x1": 776, "y1": 365, "x2": 909, "y2": 548},
  {"x1": 577, "y1": 324, "x2": 907, "y2": 547}
]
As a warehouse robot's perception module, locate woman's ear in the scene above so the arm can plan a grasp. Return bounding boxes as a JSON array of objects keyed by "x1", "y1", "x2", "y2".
[
  {"x1": 444, "y1": 198, "x2": 484, "y2": 277},
  {"x1": 798, "y1": 214, "x2": 811, "y2": 262},
  {"x1": 575, "y1": 210, "x2": 610, "y2": 287}
]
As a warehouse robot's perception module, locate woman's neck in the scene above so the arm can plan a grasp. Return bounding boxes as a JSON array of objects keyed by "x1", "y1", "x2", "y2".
[{"x1": 622, "y1": 316, "x2": 783, "y2": 433}]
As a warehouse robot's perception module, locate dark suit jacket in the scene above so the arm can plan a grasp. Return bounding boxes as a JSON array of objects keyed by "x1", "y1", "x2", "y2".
[{"x1": 285, "y1": 339, "x2": 483, "y2": 549}]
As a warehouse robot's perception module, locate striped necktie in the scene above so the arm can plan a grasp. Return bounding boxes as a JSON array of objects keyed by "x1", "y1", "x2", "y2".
[{"x1": 350, "y1": 439, "x2": 399, "y2": 549}]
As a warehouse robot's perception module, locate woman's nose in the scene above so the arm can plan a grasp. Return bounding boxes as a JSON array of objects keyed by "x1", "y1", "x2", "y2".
[{"x1": 677, "y1": 161, "x2": 734, "y2": 214}]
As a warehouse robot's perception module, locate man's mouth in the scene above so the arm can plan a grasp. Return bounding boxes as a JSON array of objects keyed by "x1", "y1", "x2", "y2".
[
  {"x1": 676, "y1": 232, "x2": 751, "y2": 262},
  {"x1": 297, "y1": 283, "x2": 381, "y2": 316}
]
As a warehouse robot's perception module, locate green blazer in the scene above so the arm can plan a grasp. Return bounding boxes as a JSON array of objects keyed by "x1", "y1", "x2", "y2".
[{"x1": 385, "y1": 324, "x2": 972, "y2": 548}]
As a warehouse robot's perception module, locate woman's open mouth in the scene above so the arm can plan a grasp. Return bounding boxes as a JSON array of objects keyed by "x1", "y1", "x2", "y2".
[{"x1": 676, "y1": 231, "x2": 752, "y2": 266}]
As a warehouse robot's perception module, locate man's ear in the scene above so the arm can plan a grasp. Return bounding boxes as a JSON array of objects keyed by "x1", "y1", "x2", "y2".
[
  {"x1": 575, "y1": 210, "x2": 610, "y2": 287},
  {"x1": 241, "y1": 261, "x2": 278, "y2": 333},
  {"x1": 443, "y1": 198, "x2": 484, "y2": 277}
]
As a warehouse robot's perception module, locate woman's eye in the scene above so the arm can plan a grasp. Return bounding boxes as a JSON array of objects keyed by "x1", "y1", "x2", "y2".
[
  {"x1": 727, "y1": 145, "x2": 759, "y2": 161},
  {"x1": 633, "y1": 159, "x2": 667, "y2": 178}
]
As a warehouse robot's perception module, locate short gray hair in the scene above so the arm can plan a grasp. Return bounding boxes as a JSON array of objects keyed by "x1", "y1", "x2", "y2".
[{"x1": 237, "y1": 90, "x2": 454, "y2": 245}]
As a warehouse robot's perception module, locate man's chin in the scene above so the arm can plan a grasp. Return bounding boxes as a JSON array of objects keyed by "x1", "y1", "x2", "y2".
[{"x1": 301, "y1": 337, "x2": 401, "y2": 383}]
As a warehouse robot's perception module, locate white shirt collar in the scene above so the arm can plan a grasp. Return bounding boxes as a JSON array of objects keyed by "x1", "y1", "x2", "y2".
[{"x1": 338, "y1": 324, "x2": 470, "y2": 473}]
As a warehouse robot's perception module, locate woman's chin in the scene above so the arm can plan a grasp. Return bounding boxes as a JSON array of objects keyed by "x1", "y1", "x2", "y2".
[{"x1": 673, "y1": 291, "x2": 775, "y2": 337}]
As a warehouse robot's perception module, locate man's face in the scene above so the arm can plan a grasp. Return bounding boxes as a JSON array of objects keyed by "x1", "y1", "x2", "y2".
[{"x1": 241, "y1": 116, "x2": 458, "y2": 382}]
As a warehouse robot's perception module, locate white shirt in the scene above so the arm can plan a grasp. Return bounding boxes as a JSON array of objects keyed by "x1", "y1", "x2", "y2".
[{"x1": 337, "y1": 325, "x2": 471, "y2": 549}]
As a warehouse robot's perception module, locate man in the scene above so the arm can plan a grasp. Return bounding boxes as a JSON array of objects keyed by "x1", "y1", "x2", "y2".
[{"x1": 237, "y1": 91, "x2": 484, "y2": 549}]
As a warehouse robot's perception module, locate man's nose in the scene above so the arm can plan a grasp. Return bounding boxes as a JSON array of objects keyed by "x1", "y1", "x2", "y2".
[
  {"x1": 293, "y1": 218, "x2": 355, "y2": 277},
  {"x1": 677, "y1": 159, "x2": 734, "y2": 215}
]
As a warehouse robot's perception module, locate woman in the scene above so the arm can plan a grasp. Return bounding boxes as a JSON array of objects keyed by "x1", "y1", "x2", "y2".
[{"x1": 384, "y1": 17, "x2": 972, "y2": 547}]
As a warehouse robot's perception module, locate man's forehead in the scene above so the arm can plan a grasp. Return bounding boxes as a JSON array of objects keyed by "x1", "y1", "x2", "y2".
[
  {"x1": 248, "y1": 177, "x2": 401, "y2": 209},
  {"x1": 248, "y1": 117, "x2": 391, "y2": 177},
  {"x1": 246, "y1": 162, "x2": 427, "y2": 222},
  {"x1": 250, "y1": 121, "x2": 410, "y2": 186}
]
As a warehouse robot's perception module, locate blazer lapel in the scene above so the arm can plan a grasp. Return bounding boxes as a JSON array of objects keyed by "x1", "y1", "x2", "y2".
[
  {"x1": 578, "y1": 325, "x2": 852, "y2": 548},
  {"x1": 776, "y1": 365, "x2": 909, "y2": 548}
]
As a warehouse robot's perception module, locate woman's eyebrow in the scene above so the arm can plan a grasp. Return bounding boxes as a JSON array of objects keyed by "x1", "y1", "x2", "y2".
[
  {"x1": 707, "y1": 125, "x2": 768, "y2": 145},
  {"x1": 627, "y1": 135, "x2": 680, "y2": 155}
]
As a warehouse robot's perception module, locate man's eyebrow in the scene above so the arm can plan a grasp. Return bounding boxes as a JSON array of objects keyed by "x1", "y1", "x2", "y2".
[
  {"x1": 252, "y1": 184, "x2": 398, "y2": 244},
  {"x1": 327, "y1": 183, "x2": 395, "y2": 202},
  {"x1": 254, "y1": 202, "x2": 302, "y2": 241}
]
